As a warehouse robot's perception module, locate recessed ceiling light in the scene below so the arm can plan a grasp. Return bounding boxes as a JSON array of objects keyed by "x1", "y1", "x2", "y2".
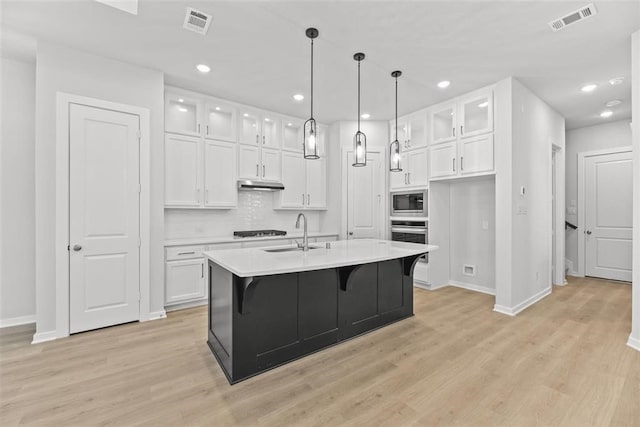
[
  {"x1": 243, "y1": 113, "x2": 249, "y2": 117},
  {"x1": 605, "y1": 100, "x2": 622, "y2": 107},
  {"x1": 609, "y1": 77, "x2": 624, "y2": 85},
  {"x1": 178, "y1": 98, "x2": 184, "y2": 103},
  {"x1": 581, "y1": 84, "x2": 598, "y2": 93},
  {"x1": 196, "y1": 64, "x2": 211, "y2": 73},
  {"x1": 478, "y1": 101, "x2": 489, "y2": 108},
  {"x1": 215, "y1": 106, "x2": 221, "y2": 111},
  {"x1": 600, "y1": 110, "x2": 613, "y2": 118},
  {"x1": 293, "y1": 94, "x2": 304, "y2": 101},
  {"x1": 287, "y1": 122, "x2": 293, "y2": 127},
  {"x1": 265, "y1": 118, "x2": 271, "y2": 122},
  {"x1": 437, "y1": 80, "x2": 450, "y2": 89},
  {"x1": 361, "y1": 113, "x2": 370, "y2": 119},
  {"x1": 177, "y1": 106, "x2": 188, "y2": 113}
]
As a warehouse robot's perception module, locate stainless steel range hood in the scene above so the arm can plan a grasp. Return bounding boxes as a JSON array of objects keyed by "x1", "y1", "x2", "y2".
[{"x1": 237, "y1": 179, "x2": 285, "y2": 191}]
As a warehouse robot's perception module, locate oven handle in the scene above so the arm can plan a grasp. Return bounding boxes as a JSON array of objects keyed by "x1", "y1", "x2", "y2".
[{"x1": 391, "y1": 227, "x2": 428, "y2": 234}]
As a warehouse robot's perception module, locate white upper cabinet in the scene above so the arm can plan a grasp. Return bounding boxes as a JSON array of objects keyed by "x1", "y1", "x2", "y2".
[
  {"x1": 431, "y1": 103, "x2": 457, "y2": 145},
  {"x1": 459, "y1": 134, "x2": 494, "y2": 175},
  {"x1": 261, "y1": 148, "x2": 281, "y2": 182},
  {"x1": 282, "y1": 118, "x2": 303, "y2": 152},
  {"x1": 238, "y1": 145, "x2": 261, "y2": 179},
  {"x1": 261, "y1": 115, "x2": 280, "y2": 148},
  {"x1": 389, "y1": 147, "x2": 428, "y2": 190},
  {"x1": 459, "y1": 90, "x2": 493, "y2": 138},
  {"x1": 165, "y1": 92, "x2": 201, "y2": 137},
  {"x1": 204, "y1": 140, "x2": 237, "y2": 208},
  {"x1": 390, "y1": 112, "x2": 426, "y2": 150},
  {"x1": 165, "y1": 134, "x2": 201, "y2": 207},
  {"x1": 204, "y1": 101, "x2": 237, "y2": 142},
  {"x1": 239, "y1": 109, "x2": 261, "y2": 146},
  {"x1": 280, "y1": 152, "x2": 306, "y2": 208},
  {"x1": 429, "y1": 142, "x2": 457, "y2": 179},
  {"x1": 306, "y1": 157, "x2": 327, "y2": 208}
]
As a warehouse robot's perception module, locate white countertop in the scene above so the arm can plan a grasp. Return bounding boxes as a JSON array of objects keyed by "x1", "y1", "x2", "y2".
[
  {"x1": 165, "y1": 231, "x2": 340, "y2": 247},
  {"x1": 204, "y1": 239, "x2": 438, "y2": 277}
]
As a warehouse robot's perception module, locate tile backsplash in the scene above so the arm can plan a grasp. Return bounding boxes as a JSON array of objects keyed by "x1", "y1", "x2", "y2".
[{"x1": 165, "y1": 191, "x2": 323, "y2": 240}]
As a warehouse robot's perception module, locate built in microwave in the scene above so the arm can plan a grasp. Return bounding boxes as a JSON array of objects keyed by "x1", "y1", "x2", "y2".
[{"x1": 390, "y1": 189, "x2": 427, "y2": 217}]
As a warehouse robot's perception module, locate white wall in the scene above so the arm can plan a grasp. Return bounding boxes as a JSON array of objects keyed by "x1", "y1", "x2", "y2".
[
  {"x1": 34, "y1": 42, "x2": 165, "y2": 338},
  {"x1": 449, "y1": 178, "x2": 496, "y2": 292},
  {"x1": 564, "y1": 120, "x2": 632, "y2": 275},
  {"x1": 495, "y1": 78, "x2": 566, "y2": 314},
  {"x1": 630, "y1": 30, "x2": 640, "y2": 351},
  {"x1": 0, "y1": 57, "x2": 36, "y2": 326}
]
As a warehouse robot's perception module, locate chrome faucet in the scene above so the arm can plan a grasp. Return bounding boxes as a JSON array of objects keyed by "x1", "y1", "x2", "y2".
[{"x1": 295, "y1": 213, "x2": 309, "y2": 251}]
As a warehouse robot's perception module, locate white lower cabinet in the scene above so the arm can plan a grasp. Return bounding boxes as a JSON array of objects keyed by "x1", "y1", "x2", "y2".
[{"x1": 165, "y1": 258, "x2": 206, "y2": 305}]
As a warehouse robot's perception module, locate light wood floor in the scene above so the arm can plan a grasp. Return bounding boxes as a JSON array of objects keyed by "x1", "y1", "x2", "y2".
[{"x1": 1, "y1": 277, "x2": 638, "y2": 426}]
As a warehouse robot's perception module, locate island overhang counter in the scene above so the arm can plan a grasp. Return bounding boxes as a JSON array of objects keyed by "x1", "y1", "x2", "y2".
[{"x1": 204, "y1": 239, "x2": 438, "y2": 384}]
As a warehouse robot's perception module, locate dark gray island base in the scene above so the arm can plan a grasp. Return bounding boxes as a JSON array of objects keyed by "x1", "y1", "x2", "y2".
[{"x1": 206, "y1": 254, "x2": 424, "y2": 384}]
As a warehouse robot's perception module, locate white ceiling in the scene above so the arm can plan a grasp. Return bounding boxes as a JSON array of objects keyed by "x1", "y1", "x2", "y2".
[{"x1": 2, "y1": 0, "x2": 639, "y2": 129}]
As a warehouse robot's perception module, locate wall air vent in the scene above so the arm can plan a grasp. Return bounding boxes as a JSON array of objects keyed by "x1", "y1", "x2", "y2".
[
  {"x1": 548, "y1": 3, "x2": 597, "y2": 32},
  {"x1": 183, "y1": 7, "x2": 212, "y2": 35}
]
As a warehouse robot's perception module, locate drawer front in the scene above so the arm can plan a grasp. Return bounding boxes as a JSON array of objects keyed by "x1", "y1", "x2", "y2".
[
  {"x1": 207, "y1": 242, "x2": 242, "y2": 251},
  {"x1": 166, "y1": 245, "x2": 207, "y2": 261}
]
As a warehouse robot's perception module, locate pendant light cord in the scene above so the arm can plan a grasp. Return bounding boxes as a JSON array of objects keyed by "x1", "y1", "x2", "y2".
[
  {"x1": 310, "y1": 38, "x2": 314, "y2": 119},
  {"x1": 357, "y1": 60, "x2": 361, "y2": 132},
  {"x1": 394, "y1": 76, "x2": 398, "y2": 142}
]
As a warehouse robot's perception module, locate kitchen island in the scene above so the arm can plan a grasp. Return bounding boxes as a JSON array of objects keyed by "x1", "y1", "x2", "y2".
[{"x1": 204, "y1": 239, "x2": 437, "y2": 384}]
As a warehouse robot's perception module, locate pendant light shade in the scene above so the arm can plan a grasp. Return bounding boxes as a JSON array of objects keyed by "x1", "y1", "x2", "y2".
[
  {"x1": 352, "y1": 52, "x2": 367, "y2": 167},
  {"x1": 389, "y1": 70, "x2": 403, "y2": 172},
  {"x1": 303, "y1": 28, "x2": 320, "y2": 160}
]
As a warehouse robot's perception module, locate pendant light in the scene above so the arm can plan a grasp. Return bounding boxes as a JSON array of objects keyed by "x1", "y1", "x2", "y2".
[
  {"x1": 352, "y1": 52, "x2": 367, "y2": 167},
  {"x1": 389, "y1": 70, "x2": 403, "y2": 172},
  {"x1": 303, "y1": 28, "x2": 320, "y2": 160}
]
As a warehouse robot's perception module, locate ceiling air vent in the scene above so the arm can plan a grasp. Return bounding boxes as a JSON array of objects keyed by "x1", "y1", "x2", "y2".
[
  {"x1": 183, "y1": 7, "x2": 212, "y2": 35},
  {"x1": 548, "y1": 3, "x2": 597, "y2": 32}
]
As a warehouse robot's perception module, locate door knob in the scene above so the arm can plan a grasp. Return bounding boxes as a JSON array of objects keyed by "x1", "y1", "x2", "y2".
[
  {"x1": 349, "y1": 232, "x2": 354, "y2": 236},
  {"x1": 73, "y1": 244, "x2": 82, "y2": 251},
  {"x1": 586, "y1": 230, "x2": 592, "y2": 235}
]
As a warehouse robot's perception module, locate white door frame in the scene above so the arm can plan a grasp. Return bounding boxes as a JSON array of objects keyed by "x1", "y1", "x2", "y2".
[
  {"x1": 551, "y1": 143, "x2": 566, "y2": 286},
  {"x1": 340, "y1": 147, "x2": 387, "y2": 240},
  {"x1": 577, "y1": 146, "x2": 633, "y2": 277},
  {"x1": 55, "y1": 93, "x2": 151, "y2": 339}
]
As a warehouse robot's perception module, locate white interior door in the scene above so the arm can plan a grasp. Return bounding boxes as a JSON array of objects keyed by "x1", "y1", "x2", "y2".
[
  {"x1": 69, "y1": 104, "x2": 140, "y2": 333},
  {"x1": 585, "y1": 151, "x2": 633, "y2": 281},
  {"x1": 347, "y1": 151, "x2": 383, "y2": 239}
]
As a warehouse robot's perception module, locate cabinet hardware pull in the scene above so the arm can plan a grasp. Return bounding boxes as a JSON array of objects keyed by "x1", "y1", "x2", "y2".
[
  {"x1": 263, "y1": 135, "x2": 265, "y2": 145},
  {"x1": 197, "y1": 123, "x2": 201, "y2": 134},
  {"x1": 408, "y1": 172, "x2": 411, "y2": 184},
  {"x1": 256, "y1": 134, "x2": 259, "y2": 144},
  {"x1": 201, "y1": 263, "x2": 204, "y2": 278},
  {"x1": 263, "y1": 165, "x2": 265, "y2": 177},
  {"x1": 461, "y1": 156, "x2": 464, "y2": 171},
  {"x1": 452, "y1": 127, "x2": 455, "y2": 137},
  {"x1": 302, "y1": 193, "x2": 305, "y2": 205},
  {"x1": 256, "y1": 164, "x2": 259, "y2": 176},
  {"x1": 453, "y1": 158, "x2": 456, "y2": 172},
  {"x1": 460, "y1": 125, "x2": 463, "y2": 136},
  {"x1": 196, "y1": 188, "x2": 200, "y2": 202},
  {"x1": 205, "y1": 189, "x2": 209, "y2": 203},
  {"x1": 307, "y1": 194, "x2": 310, "y2": 205},
  {"x1": 178, "y1": 251, "x2": 196, "y2": 255},
  {"x1": 206, "y1": 125, "x2": 209, "y2": 135},
  {"x1": 408, "y1": 139, "x2": 411, "y2": 147}
]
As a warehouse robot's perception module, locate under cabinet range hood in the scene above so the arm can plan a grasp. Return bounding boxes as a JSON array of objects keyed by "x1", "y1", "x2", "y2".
[{"x1": 237, "y1": 179, "x2": 285, "y2": 191}]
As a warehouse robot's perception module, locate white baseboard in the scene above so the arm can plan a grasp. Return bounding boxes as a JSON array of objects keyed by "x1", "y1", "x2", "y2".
[
  {"x1": 146, "y1": 309, "x2": 167, "y2": 320},
  {"x1": 449, "y1": 280, "x2": 496, "y2": 296},
  {"x1": 628, "y1": 335, "x2": 640, "y2": 352},
  {"x1": 31, "y1": 330, "x2": 59, "y2": 344},
  {"x1": 493, "y1": 287, "x2": 552, "y2": 316},
  {"x1": 165, "y1": 299, "x2": 207, "y2": 313},
  {"x1": 413, "y1": 280, "x2": 448, "y2": 291},
  {"x1": 0, "y1": 315, "x2": 36, "y2": 328}
]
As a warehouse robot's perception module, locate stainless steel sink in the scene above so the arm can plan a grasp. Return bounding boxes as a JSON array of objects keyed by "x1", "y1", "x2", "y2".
[{"x1": 263, "y1": 246, "x2": 320, "y2": 253}]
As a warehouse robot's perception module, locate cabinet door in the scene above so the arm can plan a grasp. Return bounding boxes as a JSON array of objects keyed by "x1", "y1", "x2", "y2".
[
  {"x1": 305, "y1": 158, "x2": 326, "y2": 209},
  {"x1": 165, "y1": 93, "x2": 201, "y2": 137},
  {"x1": 460, "y1": 134, "x2": 494, "y2": 175},
  {"x1": 261, "y1": 115, "x2": 280, "y2": 148},
  {"x1": 261, "y1": 148, "x2": 281, "y2": 182},
  {"x1": 165, "y1": 134, "x2": 201, "y2": 206},
  {"x1": 238, "y1": 145, "x2": 260, "y2": 179},
  {"x1": 280, "y1": 152, "x2": 306, "y2": 208},
  {"x1": 431, "y1": 103, "x2": 457, "y2": 145},
  {"x1": 389, "y1": 152, "x2": 407, "y2": 190},
  {"x1": 407, "y1": 112, "x2": 427, "y2": 149},
  {"x1": 459, "y1": 91, "x2": 493, "y2": 138},
  {"x1": 390, "y1": 118, "x2": 409, "y2": 149},
  {"x1": 282, "y1": 119, "x2": 303, "y2": 152},
  {"x1": 239, "y1": 109, "x2": 261, "y2": 146},
  {"x1": 165, "y1": 259, "x2": 205, "y2": 305},
  {"x1": 204, "y1": 140, "x2": 237, "y2": 208},
  {"x1": 429, "y1": 142, "x2": 457, "y2": 179},
  {"x1": 204, "y1": 101, "x2": 236, "y2": 142},
  {"x1": 407, "y1": 148, "x2": 428, "y2": 187}
]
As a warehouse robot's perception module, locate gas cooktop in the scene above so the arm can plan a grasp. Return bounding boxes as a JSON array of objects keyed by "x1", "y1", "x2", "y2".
[{"x1": 233, "y1": 229, "x2": 287, "y2": 238}]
